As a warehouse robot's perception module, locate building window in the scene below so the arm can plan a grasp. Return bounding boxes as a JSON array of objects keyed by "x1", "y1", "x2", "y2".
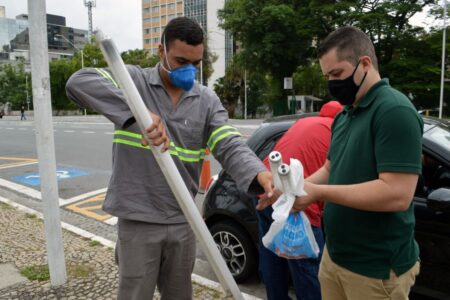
[
  {"x1": 152, "y1": 6, "x2": 159, "y2": 13},
  {"x1": 145, "y1": 39, "x2": 151, "y2": 44},
  {"x1": 144, "y1": 28, "x2": 150, "y2": 34},
  {"x1": 152, "y1": 27, "x2": 160, "y2": 33},
  {"x1": 168, "y1": 14, "x2": 176, "y2": 21},
  {"x1": 168, "y1": 3, "x2": 175, "y2": 10},
  {"x1": 161, "y1": 4, "x2": 166, "y2": 9},
  {"x1": 143, "y1": 7, "x2": 150, "y2": 14},
  {"x1": 143, "y1": 18, "x2": 151, "y2": 23}
]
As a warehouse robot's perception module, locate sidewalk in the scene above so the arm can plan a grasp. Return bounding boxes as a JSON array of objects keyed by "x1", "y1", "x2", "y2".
[{"x1": 0, "y1": 199, "x2": 239, "y2": 300}]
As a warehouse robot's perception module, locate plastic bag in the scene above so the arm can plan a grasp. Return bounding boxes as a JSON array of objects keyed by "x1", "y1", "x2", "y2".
[{"x1": 262, "y1": 152, "x2": 320, "y2": 259}]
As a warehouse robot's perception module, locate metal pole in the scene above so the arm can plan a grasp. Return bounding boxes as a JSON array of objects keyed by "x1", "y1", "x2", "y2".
[
  {"x1": 95, "y1": 30, "x2": 244, "y2": 300},
  {"x1": 27, "y1": 0, "x2": 67, "y2": 286},
  {"x1": 25, "y1": 74, "x2": 29, "y2": 111},
  {"x1": 440, "y1": 0, "x2": 447, "y2": 119},
  {"x1": 200, "y1": 60, "x2": 203, "y2": 85},
  {"x1": 244, "y1": 70, "x2": 247, "y2": 120},
  {"x1": 81, "y1": 49, "x2": 84, "y2": 69},
  {"x1": 81, "y1": 50, "x2": 87, "y2": 116}
]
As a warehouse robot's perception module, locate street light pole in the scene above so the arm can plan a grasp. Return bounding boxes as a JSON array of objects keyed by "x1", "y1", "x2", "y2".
[
  {"x1": 25, "y1": 74, "x2": 30, "y2": 111},
  {"x1": 244, "y1": 70, "x2": 247, "y2": 120},
  {"x1": 439, "y1": 0, "x2": 447, "y2": 119}
]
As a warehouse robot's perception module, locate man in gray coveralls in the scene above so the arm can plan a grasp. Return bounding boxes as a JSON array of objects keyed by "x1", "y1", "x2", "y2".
[{"x1": 66, "y1": 17, "x2": 273, "y2": 300}]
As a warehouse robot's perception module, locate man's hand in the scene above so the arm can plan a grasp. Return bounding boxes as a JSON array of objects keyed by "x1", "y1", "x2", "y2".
[
  {"x1": 255, "y1": 171, "x2": 275, "y2": 210},
  {"x1": 292, "y1": 181, "x2": 321, "y2": 212},
  {"x1": 141, "y1": 112, "x2": 170, "y2": 152},
  {"x1": 256, "y1": 188, "x2": 282, "y2": 210}
]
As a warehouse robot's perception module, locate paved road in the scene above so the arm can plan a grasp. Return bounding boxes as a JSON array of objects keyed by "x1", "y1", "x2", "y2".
[{"x1": 0, "y1": 115, "x2": 267, "y2": 298}]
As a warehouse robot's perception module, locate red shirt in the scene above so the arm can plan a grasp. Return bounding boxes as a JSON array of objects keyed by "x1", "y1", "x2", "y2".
[{"x1": 262, "y1": 101, "x2": 342, "y2": 227}]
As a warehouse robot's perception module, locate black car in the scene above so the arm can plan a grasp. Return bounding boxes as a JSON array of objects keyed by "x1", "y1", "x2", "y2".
[{"x1": 202, "y1": 115, "x2": 450, "y2": 299}]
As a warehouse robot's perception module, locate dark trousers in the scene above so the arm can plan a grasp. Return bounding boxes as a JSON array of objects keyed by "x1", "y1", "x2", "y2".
[{"x1": 254, "y1": 199, "x2": 324, "y2": 300}]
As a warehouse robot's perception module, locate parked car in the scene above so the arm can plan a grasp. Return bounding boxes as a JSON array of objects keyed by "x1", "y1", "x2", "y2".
[{"x1": 202, "y1": 114, "x2": 450, "y2": 299}]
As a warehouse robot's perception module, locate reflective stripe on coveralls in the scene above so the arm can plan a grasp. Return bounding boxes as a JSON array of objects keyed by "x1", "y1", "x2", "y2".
[{"x1": 113, "y1": 130, "x2": 206, "y2": 163}]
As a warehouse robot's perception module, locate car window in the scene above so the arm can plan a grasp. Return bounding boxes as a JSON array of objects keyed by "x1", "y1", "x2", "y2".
[
  {"x1": 256, "y1": 133, "x2": 285, "y2": 160},
  {"x1": 427, "y1": 126, "x2": 450, "y2": 150},
  {"x1": 421, "y1": 153, "x2": 450, "y2": 195}
]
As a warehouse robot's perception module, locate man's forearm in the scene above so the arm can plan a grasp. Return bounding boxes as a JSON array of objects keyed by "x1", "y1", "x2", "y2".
[
  {"x1": 315, "y1": 173, "x2": 418, "y2": 212},
  {"x1": 306, "y1": 164, "x2": 330, "y2": 185}
]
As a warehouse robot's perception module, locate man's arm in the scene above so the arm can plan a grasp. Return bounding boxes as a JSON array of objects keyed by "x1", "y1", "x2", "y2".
[
  {"x1": 66, "y1": 67, "x2": 134, "y2": 127},
  {"x1": 205, "y1": 90, "x2": 272, "y2": 197},
  {"x1": 293, "y1": 172, "x2": 418, "y2": 212},
  {"x1": 306, "y1": 159, "x2": 331, "y2": 184}
]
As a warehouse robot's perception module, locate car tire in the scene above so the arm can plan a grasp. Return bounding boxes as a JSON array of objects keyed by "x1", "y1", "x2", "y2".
[{"x1": 210, "y1": 221, "x2": 257, "y2": 283}]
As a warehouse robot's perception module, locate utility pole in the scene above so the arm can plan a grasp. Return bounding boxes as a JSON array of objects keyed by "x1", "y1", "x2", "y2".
[
  {"x1": 84, "y1": 0, "x2": 96, "y2": 41},
  {"x1": 28, "y1": 0, "x2": 67, "y2": 286},
  {"x1": 25, "y1": 74, "x2": 29, "y2": 111},
  {"x1": 244, "y1": 70, "x2": 247, "y2": 120},
  {"x1": 439, "y1": 0, "x2": 447, "y2": 119}
]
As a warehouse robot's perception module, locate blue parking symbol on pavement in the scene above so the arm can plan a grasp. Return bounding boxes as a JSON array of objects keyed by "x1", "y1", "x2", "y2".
[{"x1": 11, "y1": 167, "x2": 89, "y2": 186}]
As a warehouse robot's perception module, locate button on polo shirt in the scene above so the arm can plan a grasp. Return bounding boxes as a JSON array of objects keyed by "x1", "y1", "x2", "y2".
[{"x1": 324, "y1": 79, "x2": 423, "y2": 279}]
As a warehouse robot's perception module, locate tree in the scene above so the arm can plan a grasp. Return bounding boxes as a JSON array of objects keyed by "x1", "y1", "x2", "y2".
[
  {"x1": 213, "y1": 68, "x2": 242, "y2": 118},
  {"x1": 0, "y1": 63, "x2": 31, "y2": 109},
  {"x1": 219, "y1": 0, "x2": 439, "y2": 115},
  {"x1": 219, "y1": 1, "x2": 316, "y2": 115},
  {"x1": 121, "y1": 49, "x2": 159, "y2": 68}
]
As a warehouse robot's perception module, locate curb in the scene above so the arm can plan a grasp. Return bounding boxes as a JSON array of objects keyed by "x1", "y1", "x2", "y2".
[{"x1": 0, "y1": 194, "x2": 262, "y2": 300}]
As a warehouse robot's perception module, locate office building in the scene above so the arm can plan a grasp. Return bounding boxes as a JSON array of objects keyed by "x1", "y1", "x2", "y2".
[
  {"x1": 141, "y1": 0, "x2": 235, "y2": 88},
  {"x1": 142, "y1": 0, "x2": 184, "y2": 55},
  {"x1": 0, "y1": 8, "x2": 88, "y2": 65}
]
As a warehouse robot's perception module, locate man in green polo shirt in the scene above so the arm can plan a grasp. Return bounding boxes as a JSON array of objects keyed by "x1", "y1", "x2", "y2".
[{"x1": 292, "y1": 26, "x2": 423, "y2": 299}]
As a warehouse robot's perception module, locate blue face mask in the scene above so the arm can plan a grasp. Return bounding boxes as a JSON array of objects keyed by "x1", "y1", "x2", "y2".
[{"x1": 161, "y1": 36, "x2": 198, "y2": 91}]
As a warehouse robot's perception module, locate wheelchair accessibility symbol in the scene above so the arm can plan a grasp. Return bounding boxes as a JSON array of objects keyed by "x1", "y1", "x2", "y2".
[{"x1": 11, "y1": 168, "x2": 89, "y2": 186}]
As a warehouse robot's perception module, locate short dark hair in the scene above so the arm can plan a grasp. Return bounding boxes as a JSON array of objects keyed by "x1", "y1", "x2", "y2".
[
  {"x1": 161, "y1": 17, "x2": 204, "y2": 50},
  {"x1": 317, "y1": 26, "x2": 379, "y2": 71}
]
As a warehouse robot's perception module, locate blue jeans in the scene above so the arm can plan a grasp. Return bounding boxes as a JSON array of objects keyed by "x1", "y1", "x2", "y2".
[{"x1": 254, "y1": 199, "x2": 324, "y2": 300}]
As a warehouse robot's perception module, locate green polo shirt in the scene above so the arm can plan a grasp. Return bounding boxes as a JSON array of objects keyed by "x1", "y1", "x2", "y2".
[{"x1": 324, "y1": 79, "x2": 423, "y2": 279}]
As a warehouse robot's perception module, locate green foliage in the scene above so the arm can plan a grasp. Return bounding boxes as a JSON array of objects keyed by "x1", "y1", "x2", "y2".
[
  {"x1": 89, "y1": 240, "x2": 101, "y2": 247},
  {"x1": 213, "y1": 63, "x2": 242, "y2": 118},
  {"x1": 219, "y1": 0, "x2": 443, "y2": 115},
  {"x1": 20, "y1": 265, "x2": 50, "y2": 281},
  {"x1": 0, "y1": 63, "x2": 31, "y2": 109},
  {"x1": 121, "y1": 49, "x2": 159, "y2": 68},
  {"x1": 293, "y1": 63, "x2": 328, "y2": 99}
]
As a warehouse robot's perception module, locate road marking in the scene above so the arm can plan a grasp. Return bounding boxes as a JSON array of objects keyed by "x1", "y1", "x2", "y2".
[
  {"x1": 0, "y1": 156, "x2": 38, "y2": 170},
  {"x1": 60, "y1": 188, "x2": 108, "y2": 206},
  {"x1": 104, "y1": 132, "x2": 114, "y2": 135},
  {"x1": 0, "y1": 178, "x2": 42, "y2": 200},
  {"x1": 6, "y1": 128, "x2": 13, "y2": 130},
  {"x1": 64, "y1": 130, "x2": 75, "y2": 133},
  {"x1": 65, "y1": 193, "x2": 112, "y2": 221},
  {"x1": 82, "y1": 131, "x2": 95, "y2": 134},
  {"x1": 11, "y1": 167, "x2": 89, "y2": 186}
]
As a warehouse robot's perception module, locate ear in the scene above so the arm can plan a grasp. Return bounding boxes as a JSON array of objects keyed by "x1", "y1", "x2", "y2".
[
  {"x1": 360, "y1": 55, "x2": 372, "y2": 71},
  {"x1": 158, "y1": 43, "x2": 164, "y2": 61}
]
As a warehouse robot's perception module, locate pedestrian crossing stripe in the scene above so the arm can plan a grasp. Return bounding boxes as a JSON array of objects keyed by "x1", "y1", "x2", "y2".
[
  {"x1": 65, "y1": 193, "x2": 112, "y2": 221},
  {"x1": 0, "y1": 156, "x2": 38, "y2": 170}
]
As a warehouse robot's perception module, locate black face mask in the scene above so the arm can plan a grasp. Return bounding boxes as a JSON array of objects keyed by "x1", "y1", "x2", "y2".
[{"x1": 327, "y1": 60, "x2": 367, "y2": 106}]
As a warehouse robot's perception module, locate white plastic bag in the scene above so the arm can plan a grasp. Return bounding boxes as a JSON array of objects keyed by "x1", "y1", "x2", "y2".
[{"x1": 262, "y1": 153, "x2": 320, "y2": 259}]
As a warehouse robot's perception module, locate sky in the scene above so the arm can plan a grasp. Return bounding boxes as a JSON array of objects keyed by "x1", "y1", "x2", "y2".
[
  {"x1": 0, "y1": 1, "x2": 440, "y2": 53},
  {"x1": 0, "y1": 0, "x2": 142, "y2": 52}
]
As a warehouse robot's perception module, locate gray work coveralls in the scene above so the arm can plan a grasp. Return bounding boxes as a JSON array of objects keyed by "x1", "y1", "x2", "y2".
[{"x1": 66, "y1": 64, "x2": 266, "y2": 300}]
